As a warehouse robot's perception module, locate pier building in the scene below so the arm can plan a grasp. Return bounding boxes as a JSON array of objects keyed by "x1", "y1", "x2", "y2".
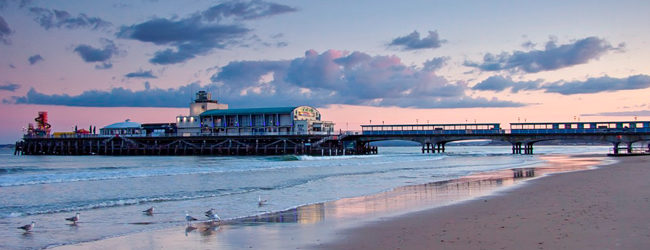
[
  {"x1": 199, "y1": 106, "x2": 334, "y2": 136},
  {"x1": 177, "y1": 91, "x2": 228, "y2": 136},
  {"x1": 175, "y1": 91, "x2": 334, "y2": 136}
]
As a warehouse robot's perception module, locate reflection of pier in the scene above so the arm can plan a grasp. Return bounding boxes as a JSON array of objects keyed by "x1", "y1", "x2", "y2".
[
  {"x1": 512, "y1": 168, "x2": 535, "y2": 178},
  {"x1": 234, "y1": 203, "x2": 326, "y2": 225},
  {"x1": 231, "y1": 170, "x2": 541, "y2": 228}
]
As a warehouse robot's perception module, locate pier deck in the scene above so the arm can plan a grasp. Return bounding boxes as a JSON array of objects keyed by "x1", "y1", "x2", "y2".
[{"x1": 15, "y1": 134, "x2": 376, "y2": 156}]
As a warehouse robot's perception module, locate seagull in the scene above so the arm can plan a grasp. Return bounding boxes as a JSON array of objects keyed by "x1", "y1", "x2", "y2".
[
  {"x1": 258, "y1": 196, "x2": 267, "y2": 206},
  {"x1": 143, "y1": 206, "x2": 154, "y2": 215},
  {"x1": 185, "y1": 212, "x2": 198, "y2": 225},
  {"x1": 65, "y1": 212, "x2": 80, "y2": 224},
  {"x1": 18, "y1": 221, "x2": 35, "y2": 232},
  {"x1": 205, "y1": 208, "x2": 221, "y2": 222}
]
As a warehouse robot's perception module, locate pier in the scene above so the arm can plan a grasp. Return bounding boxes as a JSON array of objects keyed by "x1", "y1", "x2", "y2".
[
  {"x1": 13, "y1": 94, "x2": 650, "y2": 157},
  {"x1": 15, "y1": 133, "x2": 378, "y2": 156},
  {"x1": 15, "y1": 120, "x2": 650, "y2": 156}
]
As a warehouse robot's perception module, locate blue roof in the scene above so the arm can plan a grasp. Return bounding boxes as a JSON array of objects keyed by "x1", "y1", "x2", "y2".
[
  {"x1": 104, "y1": 119, "x2": 141, "y2": 129},
  {"x1": 200, "y1": 107, "x2": 299, "y2": 116}
]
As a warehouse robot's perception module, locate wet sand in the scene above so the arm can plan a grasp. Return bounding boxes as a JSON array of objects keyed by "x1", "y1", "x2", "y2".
[
  {"x1": 54, "y1": 154, "x2": 635, "y2": 250},
  {"x1": 315, "y1": 155, "x2": 650, "y2": 250}
]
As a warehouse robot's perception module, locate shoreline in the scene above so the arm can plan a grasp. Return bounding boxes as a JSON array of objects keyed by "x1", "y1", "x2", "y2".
[{"x1": 53, "y1": 153, "x2": 611, "y2": 250}]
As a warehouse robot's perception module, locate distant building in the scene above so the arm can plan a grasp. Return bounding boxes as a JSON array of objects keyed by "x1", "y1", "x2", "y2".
[{"x1": 100, "y1": 119, "x2": 145, "y2": 136}]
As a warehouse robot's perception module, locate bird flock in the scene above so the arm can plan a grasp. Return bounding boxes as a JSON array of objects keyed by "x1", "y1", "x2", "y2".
[{"x1": 16, "y1": 196, "x2": 268, "y2": 233}]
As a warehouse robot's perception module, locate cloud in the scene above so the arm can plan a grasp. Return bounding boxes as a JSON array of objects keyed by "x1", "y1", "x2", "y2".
[
  {"x1": 28, "y1": 54, "x2": 43, "y2": 65},
  {"x1": 464, "y1": 37, "x2": 625, "y2": 73},
  {"x1": 0, "y1": 82, "x2": 20, "y2": 92},
  {"x1": 473, "y1": 74, "x2": 650, "y2": 95},
  {"x1": 472, "y1": 75, "x2": 542, "y2": 93},
  {"x1": 6, "y1": 85, "x2": 196, "y2": 107},
  {"x1": 125, "y1": 69, "x2": 157, "y2": 78},
  {"x1": 29, "y1": 7, "x2": 111, "y2": 30},
  {"x1": 423, "y1": 57, "x2": 449, "y2": 71},
  {"x1": 0, "y1": 15, "x2": 12, "y2": 44},
  {"x1": 74, "y1": 39, "x2": 121, "y2": 63},
  {"x1": 543, "y1": 75, "x2": 650, "y2": 95},
  {"x1": 95, "y1": 62, "x2": 113, "y2": 70},
  {"x1": 5, "y1": 49, "x2": 523, "y2": 109},
  {"x1": 210, "y1": 49, "x2": 520, "y2": 108},
  {"x1": 582, "y1": 110, "x2": 650, "y2": 117},
  {"x1": 117, "y1": 0, "x2": 296, "y2": 65},
  {"x1": 202, "y1": 0, "x2": 297, "y2": 22},
  {"x1": 521, "y1": 40, "x2": 536, "y2": 49},
  {"x1": 117, "y1": 17, "x2": 248, "y2": 65},
  {"x1": 388, "y1": 30, "x2": 446, "y2": 51},
  {"x1": 0, "y1": 0, "x2": 32, "y2": 10}
]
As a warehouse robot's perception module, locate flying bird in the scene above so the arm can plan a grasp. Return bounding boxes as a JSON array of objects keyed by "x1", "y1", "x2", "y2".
[
  {"x1": 258, "y1": 196, "x2": 267, "y2": 206},
  {"x1": 18, "y1": 221, "x2": 35, "y2": 232},
  {"x1": 205, "y1": 208, "x2": 221, "y2": 222},
  {"x1": 65, "y1": 212, "x2": 80, "y2": 224},
  {"x1": 143, "y1": 206, "x2": 154, "y2": 215}
]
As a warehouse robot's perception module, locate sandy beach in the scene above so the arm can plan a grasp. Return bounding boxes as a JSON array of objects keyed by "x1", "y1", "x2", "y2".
[
  {"x1": 316, "y1": 155, "x2": 650, "y2": 250},
  {"x1": 54, "y1": 154, "x2": 650, "y2": 250}
]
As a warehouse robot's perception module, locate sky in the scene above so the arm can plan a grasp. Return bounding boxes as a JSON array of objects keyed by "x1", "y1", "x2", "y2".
[{"x1": 1, "y1": 0, "x2": 649, "y2": 143}]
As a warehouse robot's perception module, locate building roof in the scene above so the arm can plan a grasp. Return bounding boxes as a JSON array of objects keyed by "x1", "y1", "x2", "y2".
[
  {"x1": 103, "y1": 119, "x2": 142, "y2": 129},
  {"x1": 200, "y1": 107, "x2": 300, "y2": 116}
]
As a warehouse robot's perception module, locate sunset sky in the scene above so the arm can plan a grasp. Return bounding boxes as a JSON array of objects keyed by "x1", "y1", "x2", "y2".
[{"x1": 1, "y1": 0, "x2": 649, "y2": 143}]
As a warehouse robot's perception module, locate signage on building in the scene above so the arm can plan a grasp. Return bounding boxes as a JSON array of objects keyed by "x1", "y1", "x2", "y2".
[{"x1": 295, "y1": 106, "x2": 317, "y2": 118}]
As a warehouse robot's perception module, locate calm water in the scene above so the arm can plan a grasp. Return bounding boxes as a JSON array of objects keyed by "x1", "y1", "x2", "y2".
[{"x1": 0, "y1": 145, "x2": 609, "y2": 249}]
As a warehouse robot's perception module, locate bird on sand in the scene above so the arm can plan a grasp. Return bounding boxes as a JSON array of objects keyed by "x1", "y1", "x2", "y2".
[
  {"x1": 143, "y1": 206, "x2": 154, "y2": 215},
  {"x1": 258, "y1": 196, "x2": 267, "y2": 206},
  {"x1": 65, "y1": 212, "x2": 80, "y2": 224},
  {"x1": 205, "y1": 208, "x2": 221, "y2": 222},
  {"x1": 18, "y1": 221, "x2": 35, "y2": 232},
  {"x1": 185, "y1": 212, "x2": 198, "y2": 224}
]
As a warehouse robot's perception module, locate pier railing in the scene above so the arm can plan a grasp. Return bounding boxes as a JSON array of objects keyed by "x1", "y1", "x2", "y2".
[{"x1": 23, "y1": 131, "x2": 339, "y2": 139}]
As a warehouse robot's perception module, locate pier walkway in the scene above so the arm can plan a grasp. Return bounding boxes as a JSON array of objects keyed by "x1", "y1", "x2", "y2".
[{"x1": 352, "y1": 121, "x2": 650, "y2": 155}]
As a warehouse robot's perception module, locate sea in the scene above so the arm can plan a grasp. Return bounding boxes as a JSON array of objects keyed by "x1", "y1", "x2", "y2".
[{"x1": 0, "y1": 145, "x2": 610, "y2": 249}]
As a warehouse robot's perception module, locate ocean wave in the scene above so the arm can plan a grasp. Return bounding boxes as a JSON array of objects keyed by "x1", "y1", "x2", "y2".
[
  {"x1": 0, "y1": 188, "x2": 246, "y2": 219},
  {"x1": 0, "y1": 154, "x2": 449, "y2": 187}
]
